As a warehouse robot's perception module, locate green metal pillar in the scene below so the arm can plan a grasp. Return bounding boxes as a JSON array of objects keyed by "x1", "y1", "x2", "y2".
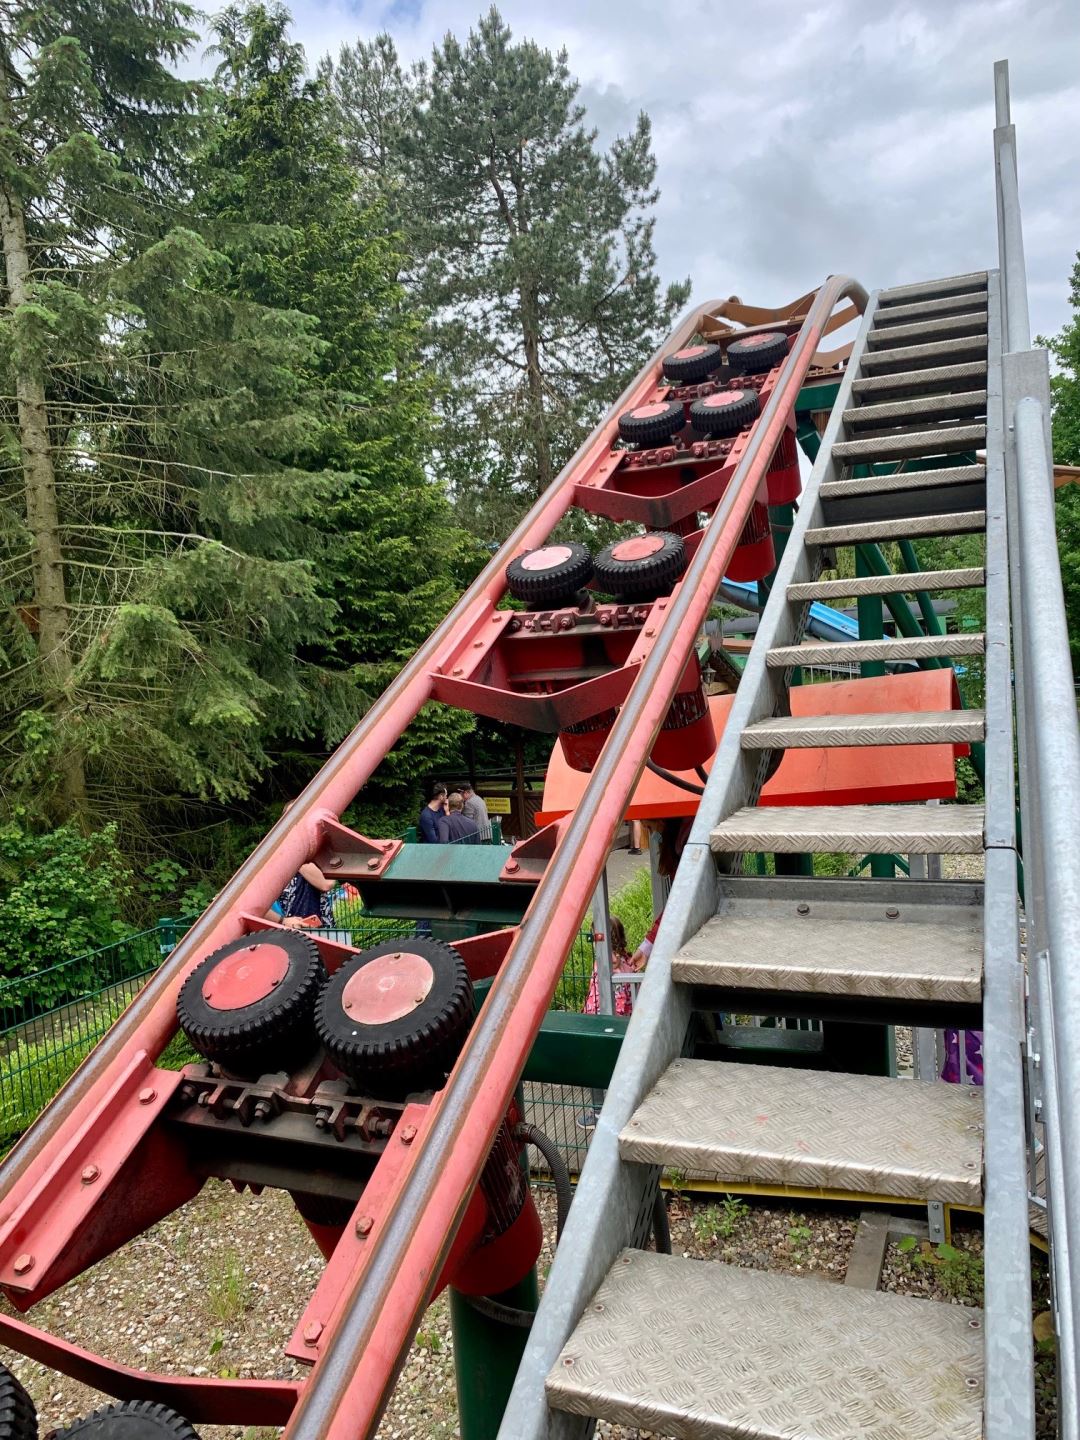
[{"x1": 450, "y1": 1269, "x2": 539, "y2": 1440}]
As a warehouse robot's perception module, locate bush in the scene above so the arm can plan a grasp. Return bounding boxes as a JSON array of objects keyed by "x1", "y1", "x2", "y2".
[{"x1": 0, "y1": 820, "x2": 133, "y2": 1010}]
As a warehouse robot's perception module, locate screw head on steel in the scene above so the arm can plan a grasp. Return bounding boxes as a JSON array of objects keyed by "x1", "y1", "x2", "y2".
[
  {"x1": 885, "y1": 906, "x2": 900, "y2": 918},
  {"x1": 303, "y1": 1321, "x2": 324, "y2": 1345},
  {"x1": 329, "y1": 855, "x2": 343, "y2": 868},
  {"x1": 505, "y1": 858, "x2": 519, "y2": 873},
  {"x1": 12, "y1": 1253, "x2": 33, "y2": 1275},
  {"x1": 139, "y1": 1087, "x2": 156, "y2": 1104},
  {"x1": 796, "y1": 902, "x2": 810, "y2": 915},
  {"x1": 355, "y1": 1215, "x2": 374, "y2": 1236},
  {"x1": 81, "y1": 1164, "x2": 100, "y2": 1184},
  {"x1": 400, "y1": 1124, "x2": 417, "y2": 1144},
  {"x1": 367, "y1": 857, "x2": 380, "y2": 869}
]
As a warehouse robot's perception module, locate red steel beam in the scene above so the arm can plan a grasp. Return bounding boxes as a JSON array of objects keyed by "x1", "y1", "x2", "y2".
[{"x1": 282, "y1": 274, "x2": 869, "y2": 1440}]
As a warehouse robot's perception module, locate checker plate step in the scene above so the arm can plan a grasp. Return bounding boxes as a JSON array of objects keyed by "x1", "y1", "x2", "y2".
[
  {"x1": 804, "y1": 510, "x2": 985, "y2": 545},
  {"x1": 620, "y1": 1058, "x2": 983, "y2": 1201},
  {"x1": 673, "y1": 885, "x2": 982, "y2": 1005},
  {"x1": 710, "y1": 803, "x2": 984, "y2": 854},
  {"x1": 741, "y1": 708, "x2": 984, "y2": 748},
  {"x1": 789, "y1": 567, "x2": 984, "y2": 602},
  {"x1": 767, "y1": 633, "x2": 985, "y2": 667},
  {"x1": 878, "y1": 270, "x2": 987, "y2": 304},
  {"x1": 831, "y1": 425, "x2": 986, "y2": 463},
  {"x1": 547, "y1": 1251, "x2": 983, "y2": 1440}
]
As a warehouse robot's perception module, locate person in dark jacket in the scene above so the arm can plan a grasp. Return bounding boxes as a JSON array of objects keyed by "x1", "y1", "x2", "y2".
[
  {"x1": 418, "y1": 782, "x2": 448, "y2": 843},
  {"x1": 438, "y1": 792, "x2": 480, "y2": 843}
]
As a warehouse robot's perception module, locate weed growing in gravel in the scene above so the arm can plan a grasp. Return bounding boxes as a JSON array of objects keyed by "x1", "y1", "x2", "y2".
[
  {"x1": 787, "y1": 1218, "x2": 813, "y2": 1260},
  {"x1": 691, "y1": 1196, "x2": 748, "y2": 1246},
  {"x1": 897, "y1": 1235, "x2": 985, "y2": 1304},
  {"x1": 415, "y1": 1330, "x2": 443, "y2": 1352},
  {"x1": 207, "y1": 1249, "x2": 250, "y2": 1323}
]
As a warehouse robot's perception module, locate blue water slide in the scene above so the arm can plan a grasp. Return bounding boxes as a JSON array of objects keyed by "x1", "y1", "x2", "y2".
[{"x1": 718, "y1": 579, "x2": 859, "y2": 642}]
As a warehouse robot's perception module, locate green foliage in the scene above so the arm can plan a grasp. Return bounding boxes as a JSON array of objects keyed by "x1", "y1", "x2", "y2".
[
  {"x1": 0, "y1": 820, "x2": 132, "y2": 1005},
  {"x1": 1039, "y1": 251, "x2": 1080, "y2": 671},
  {"x1": 691, "y1": 1195, "x2": 748, "y2": 1246},
  {"x1": 607, "y1": 866, "x2": 655, "y2": 951},
  {"x1": 896, "y1": 1235, "x2": 985, "y2": 1304},
  {"x1": 325, "y1": 9, "x2": 690, "y2": 541}
]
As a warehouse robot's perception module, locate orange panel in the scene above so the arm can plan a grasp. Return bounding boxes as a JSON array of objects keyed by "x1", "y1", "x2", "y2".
[{"x1": 536, "y1": 670, "x2": 965, "y2": 824}]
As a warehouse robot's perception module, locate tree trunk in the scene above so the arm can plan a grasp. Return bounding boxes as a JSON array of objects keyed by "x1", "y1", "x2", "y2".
[
  {"x1": 0, "y1": 179, "x2": 87, "y2": 815},
  {"x1": 519, "y1": 282, "x2": 553, "y2": 497}
]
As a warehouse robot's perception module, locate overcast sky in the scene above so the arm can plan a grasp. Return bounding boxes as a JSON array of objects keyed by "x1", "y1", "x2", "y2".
[{"x1": 279, "y1": 0, "x2": 1078, "y2": 342}]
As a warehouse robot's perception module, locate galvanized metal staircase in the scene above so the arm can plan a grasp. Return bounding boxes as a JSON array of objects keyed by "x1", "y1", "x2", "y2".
[
  {"x1": 499, "y1": 271, "x2": 1010, "y2": 1440},
  {"x1": 499, "y1": 81, "x2": 1080, "y2": 1423}
]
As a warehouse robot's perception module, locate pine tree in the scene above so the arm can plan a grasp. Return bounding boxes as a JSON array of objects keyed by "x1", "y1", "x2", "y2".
[
  {"x1": 0, "y1": 1, "x2": 356, "y2": 830},
  {"x1": 327, "y1": 9, "x2": 690, "y2": 541}
]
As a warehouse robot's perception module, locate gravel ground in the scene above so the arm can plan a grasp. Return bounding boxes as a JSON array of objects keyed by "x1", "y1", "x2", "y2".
[{"x1": 2, "y1": 1135, "x2": 1051, "y2": 1440}]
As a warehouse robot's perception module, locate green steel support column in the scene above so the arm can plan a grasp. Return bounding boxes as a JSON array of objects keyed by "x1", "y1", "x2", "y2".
[
  {"x1": 450, "y1": 1269, "x2": 539, "y2": 1440},
  {"x1": 855, "y1": 550, "x2": 893, "y2": 883}
]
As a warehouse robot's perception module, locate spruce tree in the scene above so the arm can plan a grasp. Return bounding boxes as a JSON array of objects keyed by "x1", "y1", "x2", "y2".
[
  {"x1": 0, "y1": 2, "x2": 355, "y2": 830},
  {"x1": 200, "y1": 4, "x2": 483, "y2": 808}
]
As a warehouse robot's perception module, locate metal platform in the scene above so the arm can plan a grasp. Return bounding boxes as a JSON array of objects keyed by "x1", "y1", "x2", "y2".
[
  {"x1": 709, "y1": 803, "x2": 985, "y2": 854},
  {"x1": 621, "y1": 1058, "x2": 984, "y2": 1201},
  {"x1": 546, "y1": 1251, "x2": 984, "y2": 1440}
]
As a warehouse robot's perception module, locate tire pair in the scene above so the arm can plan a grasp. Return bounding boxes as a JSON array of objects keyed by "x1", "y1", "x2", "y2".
[
  {"x1": 506, "y1": 530, "x2": 687, "y2": 609},
  {"x1": 176, "y1": 931, "x2": 473, "y2": 1099},
  {"x1": 617, "y1": 329, "x2": 788, "y2": 447}
]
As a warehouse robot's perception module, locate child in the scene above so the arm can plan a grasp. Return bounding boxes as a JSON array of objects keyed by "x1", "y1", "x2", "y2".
[{"x1": 583, "y1": 917, "x2": 636, "y2": 1018}]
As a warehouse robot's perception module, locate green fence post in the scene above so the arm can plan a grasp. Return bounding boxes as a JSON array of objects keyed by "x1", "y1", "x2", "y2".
[{"x1": 157, "y1": 917, "x2": 178, "y2": 956}]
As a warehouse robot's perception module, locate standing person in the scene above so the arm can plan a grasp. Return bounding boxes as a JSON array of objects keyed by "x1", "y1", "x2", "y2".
[
  {"x1": 583, "y1": 917, "x2": 635, "y2": 1018},
  {"x1": 418, "y1": 782, "x2": 448, "y2": 843},
  {"x1": 264, "y1": 804, "x2": 336, "y2": 928},
  {"x1": 438, "y1": 792, "x2": 480, "y2": 844},
  {"x1": 459, "y1": 782, "x2": 491, "y2": 841}
]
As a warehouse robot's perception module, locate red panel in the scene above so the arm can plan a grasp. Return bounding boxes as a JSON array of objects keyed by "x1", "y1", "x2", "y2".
[{"x1": 537, "y1": 670, "x2": 964, "y2": 823}]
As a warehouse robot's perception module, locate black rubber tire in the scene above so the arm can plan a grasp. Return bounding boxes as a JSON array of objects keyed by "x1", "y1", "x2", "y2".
[
  {"x1": 177, "y1": 929, "x2": 325, "y2": 1074},
  {"x1": 593, "y1": 531, "x2": 687, "y2": 602},
  {"x1": 0, "y1": 1363, "x2": 37, "y2": 1440},
  {"x1": 727, "y1": 330, "x2": 788, "y2": 374},
  {"x1": 617, "y1": 400, "x2": 685, "y2": 446},
  {"x1": 315, "y1": 937, "x2": 474, "y2": 1097},
  {"x1": 505, "y1": 542, "x2": 593, "y2": 607},
  {"x1": 50, "y1": 1403, "x2": 197, "y2": 1440},
  {"x1": 689, "y1": 387, "x2": 760, "y2": 437},
  {"x1": 661, "y1": 343, "x2": 723, "y2": 384}
]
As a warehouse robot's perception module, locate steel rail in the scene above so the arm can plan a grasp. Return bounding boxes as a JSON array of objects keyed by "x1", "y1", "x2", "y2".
[
  {"x1": 282, "y1": 273, "x2": 869, "y2": 1440},
  {"x1": 1015, "y1": 396, "x2": 1080, "y2": 1428},
  {"x1": 0, "y1": 296, "x2": 726, "y2": 1204}
]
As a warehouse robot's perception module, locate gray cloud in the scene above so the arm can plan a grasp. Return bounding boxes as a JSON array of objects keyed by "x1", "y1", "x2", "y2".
[{"x1": 291, "y1": 0, "x2": 1079, "y2": 338}]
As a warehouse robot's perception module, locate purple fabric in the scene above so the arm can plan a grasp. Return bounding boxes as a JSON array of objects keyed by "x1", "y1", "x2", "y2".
[{"x1": 942, "y1": 1028, "x2": 983, "y2": 1085}]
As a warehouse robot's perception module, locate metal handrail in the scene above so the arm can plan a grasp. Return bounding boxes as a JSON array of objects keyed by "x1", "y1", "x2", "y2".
[{"x1": 994, "y1": 57, "x2": 1080, "y2": 1436}]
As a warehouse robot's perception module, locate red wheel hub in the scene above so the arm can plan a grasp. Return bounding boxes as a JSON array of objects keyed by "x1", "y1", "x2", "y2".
[
  {"x1": 630, "y1": 402, "x2": 672, "y2": 419},
  {"x1": 202, "y1": 943, "x2": 290, "y2": 1010},
  {"x1": 739, "y1": 331, "x2": 784, "y2": 347},
  {"x1": 611, "y1": 535, "x2": 666, "y2": 562},
  {"x1": 672, "y1": 345, "x2": 707, "y2": 359},
  {"x1": 700, "y1": 391, "x2": 743, "y2": 408},
  {"x1": 343, "y1": 951, "x2": 435, "y2": 1024},
  {"x1": 520, "y1": 545, "x2": 573, "y2": 571}
]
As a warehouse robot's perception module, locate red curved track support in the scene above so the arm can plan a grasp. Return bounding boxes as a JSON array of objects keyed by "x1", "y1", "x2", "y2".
[{"x1": 0, "y1": 277, "x2": 867, "y2": 1437}]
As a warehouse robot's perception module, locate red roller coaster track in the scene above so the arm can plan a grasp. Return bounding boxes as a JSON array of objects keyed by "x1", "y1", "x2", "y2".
[{"x1": 0, "y1": 275, "x2": 867, "y2": 1439}]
